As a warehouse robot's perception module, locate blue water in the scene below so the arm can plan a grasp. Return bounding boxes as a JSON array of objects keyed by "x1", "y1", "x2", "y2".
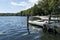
[{"x1": 0, "y1": 16, "x2": 43, "y2": 40}]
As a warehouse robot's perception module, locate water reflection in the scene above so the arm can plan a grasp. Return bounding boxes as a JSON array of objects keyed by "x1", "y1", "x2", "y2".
[
  {"x1": 29, "y1": 24, "x2": 43, "y2": 40},
  {"x1": 29, "y1": 24, "x2": 60, "y2": 40},
  {"x1": 27, "y1": 28, "x2": 30, "y2": 34},
  {"x1": 41, "y1": 32, "x2": 55, "y2": 40},
  {"x1": 41, "y1": 32, "x2": 60, "y2": 40}
]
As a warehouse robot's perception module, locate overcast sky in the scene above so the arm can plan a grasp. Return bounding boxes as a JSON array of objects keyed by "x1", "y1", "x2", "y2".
[{"x1": 0, "y1": 0, "x2": 38, "y2": 13}]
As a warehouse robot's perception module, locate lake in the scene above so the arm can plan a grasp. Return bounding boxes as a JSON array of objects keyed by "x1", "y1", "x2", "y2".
[
  {"x1": 0, "y1": 16, "x2": 42, "y2": 40},
  {"x1": 0, "y1": 16, "x2": 59, "y2": 40}
]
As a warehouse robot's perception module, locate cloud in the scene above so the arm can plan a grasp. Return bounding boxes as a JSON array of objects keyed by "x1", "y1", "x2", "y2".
[
  {"x1": 11, "y1": 0, "x2": 38, "y2": 6},
  {"x1": 11, "y1": 2, "x2": 28, "y2": 6},
  {"x1": 28, "y1": 0, "x2": 38, "y2": 4}
]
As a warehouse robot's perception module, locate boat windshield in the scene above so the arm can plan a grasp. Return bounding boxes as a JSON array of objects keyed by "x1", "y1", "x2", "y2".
[
  {"x1": 37, "y1": 20, "x2": 44, "y2": 22},
  {"x1": 29, "y1": 17, "x2": 41, "y2": 21}
]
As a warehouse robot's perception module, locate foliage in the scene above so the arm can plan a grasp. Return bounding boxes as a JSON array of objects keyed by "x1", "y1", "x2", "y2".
[{"x1": 17, "y1": 0, "x2": 60, "y2": 16}]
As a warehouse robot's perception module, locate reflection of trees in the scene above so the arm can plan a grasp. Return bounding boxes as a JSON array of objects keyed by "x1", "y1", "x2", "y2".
[{"x1": 41, "y1": 32, "x2": 60, "y2": 40}]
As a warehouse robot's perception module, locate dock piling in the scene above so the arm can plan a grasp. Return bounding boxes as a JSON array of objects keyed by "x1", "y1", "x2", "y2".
[{"x1": 27, "y1": 16, "x2": 30, "y2": 34}]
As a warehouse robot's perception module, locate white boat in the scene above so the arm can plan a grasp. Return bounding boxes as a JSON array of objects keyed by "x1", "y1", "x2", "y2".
[
  {"x1": 29, "y1": 20, "x2": 47, "y2": 27},
  {"x1": 29, "y1": 16, "x2": 54, "y2": 27}
]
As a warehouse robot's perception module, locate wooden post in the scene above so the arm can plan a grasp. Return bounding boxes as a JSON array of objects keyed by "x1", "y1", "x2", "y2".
[
  {"x1": 48, "y1": 13, "x2": 51, "y2": 24},
  {"x1": 27, "y1": 15, "x2": 30, "y2": 34}
]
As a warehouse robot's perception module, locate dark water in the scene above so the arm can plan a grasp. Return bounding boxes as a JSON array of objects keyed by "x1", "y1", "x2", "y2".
[{"x1": 0, "y1": 16, "x2": 59, "y2": 40}]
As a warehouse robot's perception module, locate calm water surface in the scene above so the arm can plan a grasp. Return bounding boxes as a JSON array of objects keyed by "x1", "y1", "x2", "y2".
[
  {"x1": 0, "y1": 16, "x2": 42, "y2": 40},
  {"x1": 0, "y1": 16, "x2": 59, "y2": 40}
]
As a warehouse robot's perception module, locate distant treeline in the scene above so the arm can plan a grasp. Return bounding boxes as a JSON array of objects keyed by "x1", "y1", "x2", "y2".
[{"x1": 0, "y1": 13, "x2": 18, "y2": 16}]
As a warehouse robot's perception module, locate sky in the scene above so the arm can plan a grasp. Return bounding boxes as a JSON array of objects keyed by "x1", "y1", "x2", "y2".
[{"x1": 0, "y1": 0, "x2": 38, "y2": 13}]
